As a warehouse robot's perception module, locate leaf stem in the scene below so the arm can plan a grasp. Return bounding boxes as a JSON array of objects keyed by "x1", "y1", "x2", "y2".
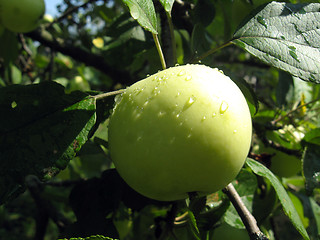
[
  {"x1": 153, "y1": 33, "x2": 167, "y2": 69},
  {"x1": 222, "y1": 183, "x2": 269, "y2": 240},
  {"x1": 93, "y1": 89, "x2": 125, "y2": 101},
  {"x1": 192, "y1": 41, "x2": 232, "y2": 63}
]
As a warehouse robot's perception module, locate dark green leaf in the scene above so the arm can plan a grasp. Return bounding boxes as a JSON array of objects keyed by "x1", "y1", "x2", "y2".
[
  {"x1": 302, "y1": 144, "x2": 320, "y2": 194},
  {"x1": 187, "y1": 210, "x2": 201, "y2": 240},
  {"x1": 191, "y1": 24, "x2": 211, "y2": 58},
  {"x1": 231, "y1": 75, "x2": 259, "y2": 116},
  {"x1": 246, "y1": 158, "x2": 310, "y2": 240},
  {"x1": 59, "y1": 235, "x2": 116, "y2": 240},
  {"x1": 0, "y1": 82, "x2": 96, "y2": 205},
  {"x1": 276, "y1": 71, "x2": 294, "y2": 107},
  {"x1": 233, "y1": 2, "x2": 320, "y2": 83},
  {"x1": 193, "y1": 0, "x2": 215, "y2": 27},
  {"x1": 198, "y1": 199, "x2": 230, "y2": 231},
  {"x1": 121, "y1": 0, "x2": 158, "y2": 34}
]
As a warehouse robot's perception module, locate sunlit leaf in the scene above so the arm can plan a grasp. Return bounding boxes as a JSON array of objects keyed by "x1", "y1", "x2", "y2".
[
  {"x1": 121, "y1": 0, "x2": 158, "y2": 34},
  {"x1": 246, "y1": 158, "x2": 310, "y2": 240},
  {"x1": 233, "y1": 2, "x2": 320, "y2": 83}
]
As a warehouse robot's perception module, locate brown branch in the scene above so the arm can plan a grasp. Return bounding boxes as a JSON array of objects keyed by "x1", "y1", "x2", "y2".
[
  {"x1": 46, "y1": 0, "x2": 99, "y2": 29},
  {"x1": 25, "y1": 29, "x2": 134, "y2": 85},
  {"x1": 223, "y1": 183, "x2": 269, "y2": 240},
  {"x1": 26, "y1": 175, "x2": 71, "y2": 237}
]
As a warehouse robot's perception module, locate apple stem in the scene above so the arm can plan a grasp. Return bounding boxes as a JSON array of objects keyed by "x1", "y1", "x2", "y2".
[
  {"x1": 223, "y1": 183, "x2": 269, "y2": 240},
  {"x1": 192, "y1": 41, "x2": 232, "y2": 63},
  {"x1": 153, "y1": 33, "x2": 167, "y2": 70},
  {"x1": 93, "y1": 89, "x2": 125, "y2": 101}
]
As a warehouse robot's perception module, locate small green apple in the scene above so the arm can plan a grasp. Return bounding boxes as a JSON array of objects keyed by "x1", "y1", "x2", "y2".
[
  {"x1": 261, "y1": 146, "x2": 301, "y2": 178},
  {"x1": 212, "y1": 222, "x2": 249, "y2": 240},
  {"x1": 108, "y1": 64, "x2": 252, "y2": 201},
  {"x1": 0, "y1": 0, "x2": 45, "y2": 33},
  {"x1": 254, "y1": 134, "x2": 302, "y2": 178}
]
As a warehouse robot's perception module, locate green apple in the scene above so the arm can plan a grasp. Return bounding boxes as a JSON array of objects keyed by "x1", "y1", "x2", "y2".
[
  {"x1": 261, "y1": 146, "x2": 301, "y2": 178},
  {"x1": 108, "y1": 64, "x2": 252, "y2": 201},
  {"x1": 254, "y1": 134, "x2": 302, "y2": 178},
  {"x1": 0, "y1": 0, "x2": 45, "y2": 33},
  {"x1": 212, "y1": 222, "x2": 249, "y2": 240}
]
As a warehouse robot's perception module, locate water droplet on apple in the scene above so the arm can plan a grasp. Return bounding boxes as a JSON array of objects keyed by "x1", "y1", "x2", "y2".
[
  {"x1": 187, "y1": 96, "x2": 196, "y2": 105},
  {"x1": 201, "y1": 116, "x2": 206, "y2": 121},
  {"x1": 137, "y1": 136, "x2": 142, "y2": 141},
  {"x1": 178, "y1": 70, "x2": 186, "y2": 76},
  {"x1": 212, "y1": 112, "x2": 216, "y2": 118},
  {"x1": 176, "y1": 92, "x2": 181, "y2": 97},
  {"x1": 158, "y1": 111, "x2": 166, "y2": 117},
  {"x1": 187, "y1": 133, "x2": 192, "y2": 138},
  {"x1": 135, "y1": 113, "x2": 142, "y2": 119},
  {"x1": 219, "y1": 101, "x2": 229, "y2": 114},
  {"x1": 185, "y1": 75, "x2": 192, "y2": 81},
  {"x1": 233, "y1": 130, "x2": 237, "y2": 134},
  {"x1": 176, "y1": 113, "x2": 181, "y2": 118},
  {"x1": 143, "y1": 101, "x2": 149, "y2": 107}
]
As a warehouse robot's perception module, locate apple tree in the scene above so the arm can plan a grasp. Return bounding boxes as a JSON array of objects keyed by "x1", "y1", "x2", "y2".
[{"x1": 0, "y1": 0, "x2": 320, "y2": 240}]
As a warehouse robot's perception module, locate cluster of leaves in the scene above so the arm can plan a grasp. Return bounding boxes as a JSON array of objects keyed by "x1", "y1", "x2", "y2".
[{"x1": 0, "y1": 0, "x2": 320, "y2": 239}]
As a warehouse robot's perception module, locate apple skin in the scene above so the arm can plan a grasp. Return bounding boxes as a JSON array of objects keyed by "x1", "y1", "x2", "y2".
[
  {"x1": 0, "y1": 0, "x2": 45, "y2": 33},
  {"x1": 212, "y1": 223, "x2": 249, "y2": 240},
  {"x1": 108, "y1": 64, "x2": 252, "y2": 201}
]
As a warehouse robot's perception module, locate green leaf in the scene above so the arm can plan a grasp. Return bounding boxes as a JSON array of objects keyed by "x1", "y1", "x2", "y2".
[
  {"x1": 187, "y1": 210, "x2": 201, "y2": 240},
  {"x1": 193, "y1": 0, "x2": 216, "y2": 27},
  {"x1": 121, "y1": 0, "x2": 158, "y2": 34},
  {"x1": 0, "y1": 82, "x2": 96, "y2": 205},
  {"x1": 58, "y1": 235, "x2": 117, "y2": 240},
  {"x1": 159, "y1": 0, "x2": 174, "y2": 14},
  {"x1": 303, "y1": 128, "x2": 320, "y2": 146},
  {"x1": 302, "y1": 144, "x2": 320, "y2": 194},
  {"x1": 232, "y1": 2, "x2": 320, "y2": 83},
  {"x1": 246, "y1": 158, "x2": 310, "y2": 240}
]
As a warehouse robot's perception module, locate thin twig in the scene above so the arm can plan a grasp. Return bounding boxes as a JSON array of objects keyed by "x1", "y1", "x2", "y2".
[
  {"x1": 192, "y1": 41, "x2": 233, "y2": 63},
  {"x1": 18, "y1": 33, "x2": 33, "y2": 56},
  {"x1": 46, "y1": 0, "x2": 97, "y2": 29},
  {"x1": 271, "y1": 98, "x2": 320, "y2": 125},
  {"x1": 26, "y1": 30, "x2": 134, "y2": 84},
  {"x1": 93, "y1": 89, "x2": 125, "y2": 101},
  {"x1": 222, "y1": 183, "x2": 269, "y2": 240}
]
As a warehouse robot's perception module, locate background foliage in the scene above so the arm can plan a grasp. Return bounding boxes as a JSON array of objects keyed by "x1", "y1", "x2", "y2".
[{"x1": 0, "y1": 0, "x2": 320, "y2": 239}]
